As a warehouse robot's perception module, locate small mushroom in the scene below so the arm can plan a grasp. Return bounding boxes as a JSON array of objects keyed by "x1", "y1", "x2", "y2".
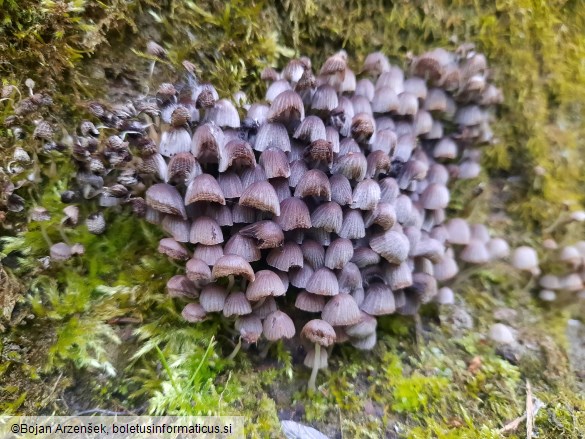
[{"x1": 301, "y1": 319, "x2": 336, "y2": 391}]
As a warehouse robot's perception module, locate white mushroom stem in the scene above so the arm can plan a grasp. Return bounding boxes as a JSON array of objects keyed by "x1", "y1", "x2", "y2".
[
  {"x1": 227, "y1": 336, "x2": 242, "y2": 361},
  {"x1": 227, "y1": 274, "x2": 235, "y2": 292},
  {"x1": 252, "y1": 297, "x2": 266, "y2": 310},
  {"x1": 308, "y1": 343, "x2": 320, "y2": 392},
  {"x1": 149, "y1": 60, "x2": 157, "y2": 81}
]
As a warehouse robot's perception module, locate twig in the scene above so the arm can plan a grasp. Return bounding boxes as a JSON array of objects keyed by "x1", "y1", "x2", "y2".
[
  {"x1": 499, "y1": 380, "x2": 544, "y2": 435},
  {"x1": 526, "y1": 380, "x2": 533, "y2": 439},
  {"x1": 40, "y1": 372, "x2": 63, "y2": 407},
  {"x1": 74, "y1": 409, "x2": 132, "y2": 416},
  {"x1": 499, "y1": 413, "x2": 527, "y2": 434}
]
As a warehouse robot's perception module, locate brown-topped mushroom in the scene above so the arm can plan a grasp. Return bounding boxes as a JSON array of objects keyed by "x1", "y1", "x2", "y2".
[{"x1": 301, "y1": 319, "x2": 336, "y2": 391}]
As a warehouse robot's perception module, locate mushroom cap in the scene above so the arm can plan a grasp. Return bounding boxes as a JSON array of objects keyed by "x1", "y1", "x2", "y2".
[
  {"x1": 265, "y1": 80, "x2": 291, "y2": 102},
  {"x1": 487, "y1": 238, "x2": 510, "y2": 260},
  {"x1": 289, "y1": 265, "x2": 314, "y2": 289},
  {"x1": 511, "y1": 246, "x2": 540, "y2": 274},
  {"x1": 223, "y1": 291, "x2": 252, "y2": 317},
  {"x1": 460, "y1": 239, "x2": 490, "y2": 264},
  {"x1": 369, "y1": 230, "x2": 410, "y2": 264},
  {"x1": 411, "y1": 272, "x2": 439, "y2": 304},
  {"x1": 470, "y1": 224, "x2": 491, "y2": 243},
  {"x1": 185, "y1": 259, "x2": 211, "y2": 286},
  {"x1": 217, "y1": 171, "x2": 243, "y2": 199},
  {"x1": 254, "y1": 122, "x2": 291, "y2": 152},
  {"x1": 145, "y1": 183, "x2": 187, "y2": 219},
  {"x1": 289, "y1": 159, "x2": 309, "y2": 188},
  {"x1": 338, "y1": 262, "x2": 363, "y2": 293},
  {"x1": 361, "y1": 284, "x2": 395, "y2": 316},
  {"x1": 445, "y1": 218, "x2": 471, "y2": 245},
  {"x1": 263, "y1": 310, "x2": 296, "y2": 341},
  {"x1": 339, "y1": 209, "x2": 366, "y2": 240},
  {"x1": 182, "y1": 303, "x2": 207, "y2": 323},
  {"x1": 193, "y1": 243, "x2": 224, "y2": 266},
  {"x1": 240, "y1": 220, "x2": 284, "y2": 249},
  {"x1": 433, "y1": 255, "x2": 459, "y2": 282},
  {"x1": 235, "y1": 315, "x2": 263, "y2": 343},
  {"x1": 436, "y1": 287, "x2": 455, "y2": 305},
  {"x1": 321, "y1": 293, "x2": 361, "y2": 326},
  {"x1": 345, "y1": 311, "x2": 377, "y2": 338},
  {"x1": 538, "y1": 290, "x2": 557, "y2": 302},
  {"x1": 538, "y1": 274, "x2": 560, "y2": 290},
  {"x1": 50, "y1": 242, "x2": 72, "y2": 261},
  {"x1": 239, "y1": 180, "x2": 281, "y2": 215},
  {"x1": 420, "y1": 183, "x2": 450, "y2": 210},
  {"x1": 301, "y1": 240, "x2": 326, "y2": 269},
  {"x1": 251, "y1": 296, "x2": 278, "y2": 319},
  {"x1": 350, "y1": 332, "x2": 377, "y2": 350},
  {"x1": 190, "y1": 216, "x2": 224, "y2": 245},
  {"x1": 231, "y1": 204, "x2": 256, "y2": 224},
  {"x1": 241, "y1": 164, "x2": 268, "y2": 189},
  {"x1": 351, "y1": 246, "x2": 381, "y2": 268},
  {"x1": 310, "y1": 201, "x2": 343, "y2": 234},
  {"x1": 204, "y1": 99, "x2": 240, "y2": 128},
  {"x1": 294, "y1": 115, "x2": 327, "y2": 142},
  {"x1": 185, "y1": 174, "x2": 225, "y2": 205},
  {"x1": 223, "y1": 234, "x2": 261, "y2": 262},
  {"x1": 220, "y1": 139, "x2": 256, "y2": 172},
  {"x1": 433, "y1": 137, "x2": 458, "y2": 160},
  {"x1": 246, "y1": 270, "x2": 287, "y2": 301},
  {"x1": 168, "y1": 151, "x2": 201, "y2": 184},
  {"x1": 324, "y1": 238, "x2": 354, "y2": 270},
  {"x1": 329, "y1": 174, "x2": 353, "y2": 206},
  {"x1": 276, "y1": 197, "x2": 312, "y2": 231},
  {"x1": 332, "y1": 152, "x2": 367, "y2": 182},
  {"x1": 294, "y1": 169, "x2": 331, "y2": 200},
  {"x1": 306, "y1": 267, "x2": 339, "y2": 296},
  {"x1": 199, "y1": 284, "x2": 228, "y2": 312},
  {"x1": 295, "y1": 291, "x2": 325, "y2": 313},
  {"x1": 158, "y1": 238, "x2": 190, "y2": 260},
  {"x1": 488, "y1": 323, "x2": 515, "y2": 344},
  {"x1": 162, "y1": 215, "x2": 191, "y2": 243},
  {"x1": 301, "y1": 319, "x2": 336, "y2": 347},
  {"x1": 166, "y1": 275, "x2": 198, "y2": 299},
  {"x1": 259, "y1": 148, "x2": 291, "y2": 179},
  {"x1": 267, "y1": 241, "x2": 303, "y2": 271},
  {"x1": 559, "y1": 273, "x2": 583, "y2": 291},
  {"x1": 211, "y1": 255, "x2": 255, "y2": 281},
  {"x1": 385, "y1": 261, "x2": 414, "y2": 290},
  {"x1": 351, "y1": 179, "x2": 381, "y2": 210},
  {"x1": 560, "y1": 245, "x2": 581, "y2": 265},
  {"x1": 267, "y1": 90, "x2": 305, "y2": 124}
]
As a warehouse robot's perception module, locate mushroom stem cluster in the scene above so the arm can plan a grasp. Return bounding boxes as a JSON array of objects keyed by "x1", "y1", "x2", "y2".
[{"x1": 59, "y1": 44, "x2": 509, "y2": 388}]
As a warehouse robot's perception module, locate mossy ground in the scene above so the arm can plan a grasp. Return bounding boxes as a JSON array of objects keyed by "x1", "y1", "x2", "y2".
[{"x1": 1, "y1": 1, "x2": 585, "y2": 437}]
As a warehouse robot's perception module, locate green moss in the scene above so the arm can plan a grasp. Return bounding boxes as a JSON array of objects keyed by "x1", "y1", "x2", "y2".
[
  {"x1": 0, "y1": 0, "x2": 139, "y2": 83},
  {"x1": 2, "y1": 1, "x2": 585, "y2": 437}
]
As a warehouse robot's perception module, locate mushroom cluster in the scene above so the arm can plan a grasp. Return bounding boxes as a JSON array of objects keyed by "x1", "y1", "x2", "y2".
[
  {"x1": 1, "y1": 80, "x2": 57, "y2": 226},
  {"x1": 536, "y1": 242, "x2": 585, "y2": 302},
  {"x1": 60, "y1": 45, "x2": 507, "y2": 387}
]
